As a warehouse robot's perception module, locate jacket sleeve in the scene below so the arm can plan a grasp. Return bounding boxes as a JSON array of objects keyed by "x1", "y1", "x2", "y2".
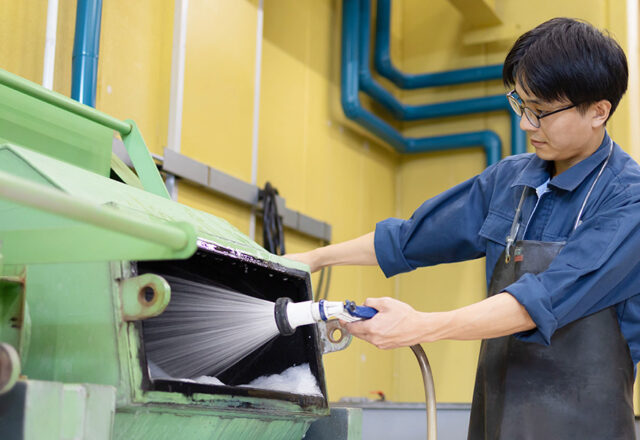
[{"x1": 374, "y1": 162, "x2": 500, "y2": 278}]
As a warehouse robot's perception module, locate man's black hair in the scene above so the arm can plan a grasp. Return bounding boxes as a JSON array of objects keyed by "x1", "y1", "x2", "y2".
[{"x1": 503, "y1": 17, "x2": 628, "y2": 118}]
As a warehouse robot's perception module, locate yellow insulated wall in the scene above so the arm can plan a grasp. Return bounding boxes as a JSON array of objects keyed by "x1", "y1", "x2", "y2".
[{"x1": 0, "y1": 0, "x2": 637, "y2": 406}]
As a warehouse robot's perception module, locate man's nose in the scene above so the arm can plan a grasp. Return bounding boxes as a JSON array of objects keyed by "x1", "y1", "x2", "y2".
[{"x1": 519, "y1": 114, "x2": 538, "y2": 132}]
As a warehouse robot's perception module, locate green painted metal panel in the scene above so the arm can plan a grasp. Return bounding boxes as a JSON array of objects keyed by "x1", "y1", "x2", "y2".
[
  {"x1": 114, "y1": 408, "x2": 311, "y2": 440},
  {"x1": 121, "y1": 120, "x2": 170, "y2": 199},
  {"x1": 0, "y1": 146, "x2": 197, "y2": 265},
  {"x1": 0, "y1": 131, "x2": 335, "y2": 438},
  {"x1": 16, "y1": 380, "x2": 116, "y2": 440},
  {"x1": 0, "y1": 83, "x2": 112, "y2": 177},
  {"x1": 0, "y1": 68, "x2": 130, "y2": 135},
  {"x1": 0, "y1": 144, "x2": 307, "y2": 272},
  {"x1": 0, "y1": 68, "x2": 169, "y2": 196},
  {"x1": 22, "y1": 263, "x2": 122, "y2": 390}
]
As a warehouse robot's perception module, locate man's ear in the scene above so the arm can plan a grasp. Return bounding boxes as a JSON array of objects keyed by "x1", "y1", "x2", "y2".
[{"x1": 591, "y1": 100, "x2": 612, "y2": 127}]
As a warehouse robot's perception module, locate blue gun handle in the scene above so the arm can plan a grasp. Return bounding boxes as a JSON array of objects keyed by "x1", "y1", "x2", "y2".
[
  {"x1": 345, "y1": 300, "x2": 379, "y2": 319},
  {"x1": 353, "y1": 305, "x2": 378, "y2": 319}
]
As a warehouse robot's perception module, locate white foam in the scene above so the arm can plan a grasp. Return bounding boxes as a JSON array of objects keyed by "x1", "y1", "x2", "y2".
[
  {"x1": 241, "y1": 363, "x2": 322, "y2": 396},
  {"x1": 150, "y1": 360, "x2": 322, "y2": 396},
  {"x1": 193, "y1": 375, "x2": 225, "y2": 386}
]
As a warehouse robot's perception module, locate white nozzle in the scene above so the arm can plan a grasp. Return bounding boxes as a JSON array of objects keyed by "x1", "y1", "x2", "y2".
[
  {"x1": 286, "y1": 301, "x2": 320, "y2": 330},
  {"x1": 286, "y1": 300, "x2": 346, "y2": 330},
  {"x1": 275, "y1": 298, "x2": 353, "y2": 336}
]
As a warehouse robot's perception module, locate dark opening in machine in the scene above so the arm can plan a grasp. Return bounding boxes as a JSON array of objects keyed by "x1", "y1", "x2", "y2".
[{"x1": 135, "y1": 240, "x2": 328, "y2": 408}]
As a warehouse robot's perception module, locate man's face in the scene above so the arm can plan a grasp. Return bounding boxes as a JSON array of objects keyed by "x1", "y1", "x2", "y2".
[{"x1": 514, "y1": 83, "x2": 603, "y2": 172}]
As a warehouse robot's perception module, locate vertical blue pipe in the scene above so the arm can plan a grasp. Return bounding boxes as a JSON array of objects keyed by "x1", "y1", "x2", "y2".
[
  {"x1": 71, "y1": 0, "x2": 103, "y2": 107},
  {"x1": 510, "y1": 113, "x2": 527, "y2": 155}
]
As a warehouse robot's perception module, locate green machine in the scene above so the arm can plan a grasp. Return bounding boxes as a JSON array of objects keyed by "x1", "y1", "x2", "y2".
[{"x1": 0, "y1": 69, "x2": 361, "y2": 439}]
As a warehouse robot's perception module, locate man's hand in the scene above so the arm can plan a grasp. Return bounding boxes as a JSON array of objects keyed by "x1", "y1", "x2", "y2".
[
  {"x1": 344, "y1": 293, "x2": 536, "y2": 350},
  {"x1": 344, "y1": 297, "x2": 430, "y2": 349}
]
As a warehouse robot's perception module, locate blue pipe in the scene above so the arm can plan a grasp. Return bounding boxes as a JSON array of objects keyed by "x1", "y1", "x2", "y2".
[
  {"x1": 374, "y1": 0, "x2": 502, "y2": 89},
  {"x1": 71, "y1": 0, "x2": 103, "y2": 107},
  {"x1": 342, "y1": 0, "x2": 501, "y2": 166},
  {"x1": 358, "y1": 0, "x2": 508, "y2": 121},
  {"x1": 510, "y1": 112, "x2": 526, "y2": 156},
  {"x1": 358, "y1": 0, "x2": 527, "y2": 155}
]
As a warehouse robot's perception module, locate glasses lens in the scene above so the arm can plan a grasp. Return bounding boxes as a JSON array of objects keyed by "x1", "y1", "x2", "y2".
[
  {"x1": 523, "y1": 107, "x2": 540, "y2": 128},
  {"x1": 508, "y1": 96, "x2": 522, "y2": 116}
]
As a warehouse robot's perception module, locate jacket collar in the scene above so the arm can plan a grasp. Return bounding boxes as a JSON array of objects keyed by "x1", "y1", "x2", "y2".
[{"x1": 511, "y1": 131, "x2": 612, "y2": 192}]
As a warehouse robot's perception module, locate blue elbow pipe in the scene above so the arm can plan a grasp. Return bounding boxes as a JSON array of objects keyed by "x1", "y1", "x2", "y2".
[
  {"x1": 357, "y1": 0, "x2": 527, "y2": 156},
  {"x1": 373, "y1": 0, "x2": 503, "y2": 89},
  {"x1": 341, "y1": 0, "x2": 501, "y2": 166},
  {"x1": 358, "y1": 0, "x2": 508, "y2": 121},
  {"x1": 71, "y1": 0, "x2": 103, "y2": 107}
]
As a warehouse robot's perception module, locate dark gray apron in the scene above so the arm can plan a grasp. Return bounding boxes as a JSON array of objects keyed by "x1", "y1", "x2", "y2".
[{"x1": 468, "y1": 141, "x2": 636, "y2": 440}]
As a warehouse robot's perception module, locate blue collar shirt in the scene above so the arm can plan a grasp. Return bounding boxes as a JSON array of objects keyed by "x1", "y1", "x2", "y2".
[{"x1": 374, "y1": 132, "x2": 640, "y2": 366}]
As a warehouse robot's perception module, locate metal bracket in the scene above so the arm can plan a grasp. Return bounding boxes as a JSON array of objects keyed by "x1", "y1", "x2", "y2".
[
  {"x1": 119, "y1": 274, "x2": 171, "y2": 321},
  {"x1": 162, "y1": 148, "x2": 332, "y2": 242},
  {"x1": 317, "y1": 320, "x2": 352, "y2": 354}
]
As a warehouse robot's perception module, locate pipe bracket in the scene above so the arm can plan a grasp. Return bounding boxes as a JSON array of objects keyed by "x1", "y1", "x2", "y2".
[{"x1": 317, "y1": 320, "x2": 352, "y2": 354}]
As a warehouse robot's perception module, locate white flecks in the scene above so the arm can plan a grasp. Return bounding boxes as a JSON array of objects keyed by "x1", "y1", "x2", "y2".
[
  {"x1": 106, "y1": 85, "x2": 112, "y2": 94},
  {"x1": 360, "y1": 353, "x2": 366, "y2": 363},
  {"x1": 241, "y1": 363, "x2": 322, "y2": 396},
  {"x1": 194, "y1": 375, "x2": 225, "y2": 386},
  {"x1": 151, "y1": 361, "x2": 322, "y2": 397}
]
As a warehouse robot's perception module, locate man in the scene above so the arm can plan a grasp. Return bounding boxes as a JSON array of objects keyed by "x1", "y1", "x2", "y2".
[{"x1": 286, "y1": 18, "x2": 640, "y2": 439}]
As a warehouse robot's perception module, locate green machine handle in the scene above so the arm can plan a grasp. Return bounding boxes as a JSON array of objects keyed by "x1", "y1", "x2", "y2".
[{"x1": 0, "y1": 170, "x2": 196, "y2": 264}]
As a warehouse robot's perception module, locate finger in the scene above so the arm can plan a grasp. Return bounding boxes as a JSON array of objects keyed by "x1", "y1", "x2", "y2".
[
  {"x1": 345, "y1": 321, "x2": 369, "y2": 338},
  {"x1": 363, "y1": 297, "x2": 385, "y2": 308}
]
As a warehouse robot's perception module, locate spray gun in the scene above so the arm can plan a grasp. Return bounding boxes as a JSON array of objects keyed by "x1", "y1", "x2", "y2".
[
  {"x1": 273, "y1": 297, "x2": 377, "y2": 336},
  {"x1": 275, "y1": 297, "x2": 437, "y2": 440}
]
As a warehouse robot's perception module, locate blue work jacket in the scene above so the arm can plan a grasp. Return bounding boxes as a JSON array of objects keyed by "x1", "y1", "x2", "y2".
[{"x1": 374, "y1": 132, "x2": 640, "y2": 367}]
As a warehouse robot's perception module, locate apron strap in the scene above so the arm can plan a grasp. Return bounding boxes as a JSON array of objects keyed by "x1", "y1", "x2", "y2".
[
  {"x1": 573, "y1": 138, "x2": 614, "y2": 230},
  {"x1": 506, "y1": 137, "x2": 614, "y2": 262},
  {"x1": 505, "y1": 187, "x2": 529, "y2": 263}
]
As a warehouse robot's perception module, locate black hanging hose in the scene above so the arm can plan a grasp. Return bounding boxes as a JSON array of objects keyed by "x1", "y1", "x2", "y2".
[{"x1": 259, "y1": 181, "x2": 285, "y2": 255}]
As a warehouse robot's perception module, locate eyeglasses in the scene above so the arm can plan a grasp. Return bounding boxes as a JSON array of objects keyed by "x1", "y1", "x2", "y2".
[{"x1": 507, "y1": 89, "x2": 576, "y2": 128}]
